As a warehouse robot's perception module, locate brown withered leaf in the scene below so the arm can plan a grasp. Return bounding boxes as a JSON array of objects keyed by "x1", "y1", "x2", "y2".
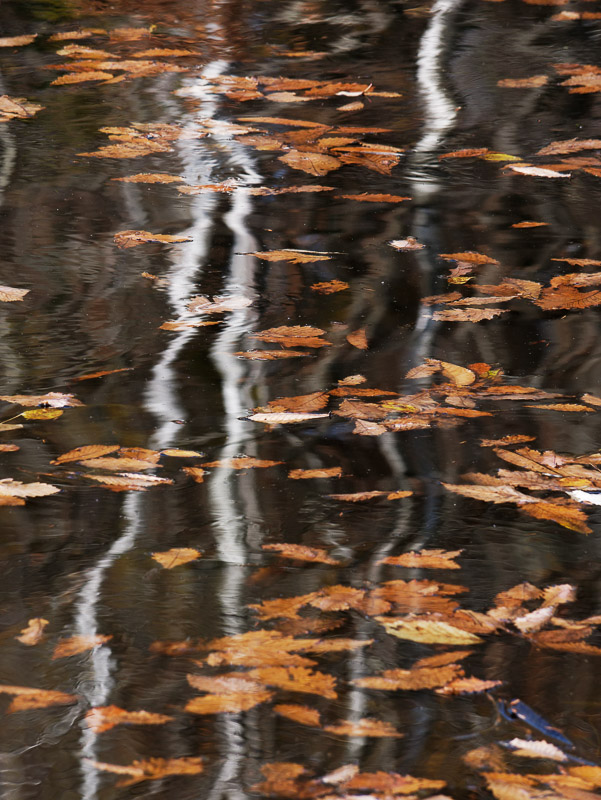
[
  {"x1": 389, "y1": 237, "x2": 425, "y2": 250},
  {"x1": 436, "y1": 677, "x2": 502, "y2": 694},
  {"x1": 274, "y1": 704, "x2": 321, "y2": 727},
  {"x1": 235, "y1": 350, "x2": 311, "y2": 360},
  {"x1": 151, "y1": 548, "x2": 201, "y2": 569},
  {"x1": 354, "y1": 662, "x2": 464, "y2": 691},
  {"x1": 113, "y1": 173, "x2": 185, "y2": 183},
  {"x1": 87, "y1": 756, "x2": 203, "y2": 788},
  {"x1": 246, "y1": 666, "x2": 337, "y2": 698},
  {"x1": 534, "y1": 284, "x2": 601, "y2": 310},
  {"x1": 512, "y1": 221, "x2": 548, "y2": 228},
  {"x1": 353, "y1": 419, "x2": 387, "y2": 435},
  {"x1": 85, "y1": 705, "x2": 173, "y2": 734},
  {"x1": 498, "y1": 76, "x2": 549, "y2": 87},
  {"x1": 328, "y1": 490, "x2": 412, "y2": 501},
  {"x1": 182, "y1": 467, "x2": 205, "y2": 483},
  {"x1": 262, "y1": 543, "x2": 340, "y2": 564},
  {"x1": 74, "y1": 367, "x2": 132, "y2": 381},
  {"x1": 380, "y1": 618, "x2": 483, "y2": 645},
  {"x1": 237, "y1": 115, "x2": 328, "y2": 128},
  {"x1": 443, "y1": 483, "x2": 536, "y2": 505},
  {"x1": 16, "y1": 618, "x2": 49, "y2": 646},
  {"x1": 324, "y1": 718, "x2": 403, "y2": 737},
  {"x1": 161, "y1": 449, "x2": 203, "y2": 458},
  {"x1": 480, "y1": 435, "x2": 536, "y2": 447},
  {"x1": 0, "y1": 479, "x2": 60, "y2": 506},
  {"x1": 187, "y1": 295, "x2": 251, "y2": 313},
  {"x1": 339, "y1": 193, "x2": 410, "y2": 202},
  {"x1": 378, "y1": 549, "x2": 462, "y2": 569},
  {"x1": 114, "y1": 230, "x2": 192, "y2": 248},
  {"x1": 84, "y1": 473, "x2": 173, "y2": 491},
  {"x1": 521, "y1": 501, "x2": 592, "y2": 534},
  {"x1": 51, "y1": 71, "x2": 114, "y2": 85},
  {"x1": 337, "y1": 150, "x2": 401, "y2": 174},
  {"x1": 346, "y1": 328, "x2": 368, "y2": 349},
  {"x1": 203, "y1": 456, "x2": 282, "y2": 469},
  {"x1": 433, "y1": 308, "x2": 508, "y2": 322},
  {"x1": 266, "y1": 392, "x2": 329, "y2": 412},
  {"x1": 439, "y1": 251, "x2": 500, "y2": 264},
  {"x1": 0, "y1": 96, "x2": 43, "y2": 121},
  {"x1": 248, "y1": 250, "x2": 332, "y2": 263},
  {"x1": 279, "y1": 150, "x2": 341, "y2": 175},
  {"x1": 200, "y1": 630, "x2": 316, "y2": 667},
  {"x1": 288, "y1": 467, "x2": 341, "y2": 479},
  {"x1": 311, "y1": 280, "x2": 349, "y2": 293},
  {"x1": 52, "y1": 634, "x2": 112, "y2": 660},
  {"x1": 78, "y1": 456, "x2": 161, "y2": 471},
  {"x1": 537, "y1": 138, "x2": 601, "y2": 156},
  {"x1": 527, "y1": 403, "x2": 593, "y2": 412},
  {"x1": 0, "y1": 685, "x2": 78, "y2": 712},
  {"x1": 344, "y1": 771, "x2": 445, "y2": 793},
  {"x1": 160, "y1": 320, "x2": 221, "y2": 331},
  {"x1": 0, "y1": 35, "x2": 38, "y2": 47},
  {"x1": 0, "y1": 392, "x2": 82, "y2": 407},
  {"x1": 48, "y1": 29, "x2": 106, "y2": 42},
  {"x1": 0, "y1": 286, "x2": 28, "y2": 302}
]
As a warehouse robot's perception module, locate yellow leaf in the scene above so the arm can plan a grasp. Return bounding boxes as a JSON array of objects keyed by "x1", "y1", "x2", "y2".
[
  {"x1": 483, "y1": 152, "x2": 521, "y2": 161},
  {"x1": 22, "y1": 409, "x2": 63, "y2": 420}
]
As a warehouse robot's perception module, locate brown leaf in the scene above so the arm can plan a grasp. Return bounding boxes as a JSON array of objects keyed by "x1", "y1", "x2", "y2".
[
  {"x1": 161, "y1": 449, "x2": 203, "y2": 458},
  {"x1": 262, "y1": 543, "x2": 340, "y2": 564},
  {"x1": 16, "y1": 618, "x2": 49, "y2": 646},
  {"x1": 389, "y1": 237, "x2": 425, "y2": 250},
  {"x1": 74, "y1": 367, "x2": 132, "y2": 381},
  {"x1": 505, "y1": 738, "x2": 568, "y2": 762},
  {"x1": 0, "y1": 444, "x2": 18, "y2": 452},
  {"x1": 288, "y1": 467, "x2": 341, "y2": 479},
  {"x1": 203, "y1": 456, "x2": 282, "y2": 469},
  {"x1": 0, "y1": 95, "x2": 44, "y2": 120},
  {"x1": 0, "y1": 35, "x2": 38, "y2": 47},
  {"x1": 344, "y1": 772, "x2": 445, "y2": 793},
  {"x1": 328, "y1": 490, "x2": 412, "y2": 501},
  {"x1": 78, "y1": 456, "x2": 161, "y2": 471},
  {"x1": 521, "y1": 501, "x2": 592, "y2": 534},
  {"x1": 84, "y1": 473, "x2": 173, "y2": 491},
  {"x1": 512, "y1": 221, "x2": 548, "y2": 228},
  {"x1": 183, "y1": 467, "x2": 205, "y2": 483},
  {"x1": 443, "y1": 482, "x2": 535, "y2": 505},
  {"x1": 279, "y1": 150, "x2": 341, "y2": 175},
  {"x1": 311, "y1": 280, "x2": 349, "y2": 293},
  {"x1": 234, "y1": 350, "x2": 311, "y2": 360},
  {"x1": 433, "y1": 308, "x2": 508, "y2": 322},
  {"x1": 498, "y1": 76, "x2": 549, "y2": 87},
  {"x1": 248, "y1": 250, "x2": 333, "y2": 263},
  {"x1": 534, "y1": 284, "x2": 601, "y2": 310},
  {"x1": 0, "y1": 685, "x2": 78, "y2": 712},
  {"x1": 187, "y1": 295, "x2": 251, "y2": 313},
  {"x1": 352, "y1": 419, "x2": 387, "y2": 436},
  {"x1": 439, "y1": 148, "x2": 490, "y2": 159},
  {"x1": 266, "y1": 392, "x2": 329, "y2": 412},
  {"x1": 87, "y1": 756, "x2": 203, "y2": 787},
  {"x1": 0, "y1": 479, "x2": 60, "y2": 505},
  {"x1": 439, "y1": 361, "x2": 476, "y2": 386},
  {"x1": 338, "y1": 193, "x2": 410, "y2": 202},
  {"x1": 248, "y1": 666, "x2": 337, "y2": 698},
  {"x1": 114, "y1": 230, "x2": 192, "y2": 248},
  {"x1": 274, "y1": 704, "x2": 321, "y2": 726},
  {"x1": 439, "y1": 251, "x2": 500, "y2": 264},
  {"x1": 378, "y1": 549, "x2": 462, "y2": 569},
  {"x1": 324, "y1": 718, "x2": 403, "y2": 737},
  {"x1": 346, "y1": 328, "x2": 368, "y2": 349},
  {"x1": 113, "y1": 173, "x2": 185, "y2": 183},
  {"x1": 52, "y1": 635, "x2": 112, "y2": 659},
  {"x1": 480, "y1": 435, "x2": 536, "y2": 447},
  {"x1": 85, "y1": 705, "x2": 173, "y2": 733},
  {"x1": 0, "y1": 392, "x2": 82, "y2": 407},
  {"x1": 380, "y1": 618, "x2": 483, "y2": 645},
  {"x1": 354, "y1": 663, "x2": 464, "y2": 690},
  {"x1": 237, "y1": 115, "x2": 328, "y2": 127},
  {"x1": 51, "y1": 71, "x2": 114, "y2": 85},
  {"x1": 151, "y1": 548, "x2": 202, "y2": 568},
  {"x1": 436, "y1": 677, "x2": 502, "y2": 694},
  {"x1": 537, "y1": 138, "x2": 601, "y2": 156}
]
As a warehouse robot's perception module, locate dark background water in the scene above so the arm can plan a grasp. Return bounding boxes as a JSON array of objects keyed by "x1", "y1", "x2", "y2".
[{"x1": 1, "y1": 0, "x2": 601, "y2": 798}]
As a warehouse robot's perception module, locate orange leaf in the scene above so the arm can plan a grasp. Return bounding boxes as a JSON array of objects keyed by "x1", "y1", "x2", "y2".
[
  {"x1": 324, "y1": 718, "x2": 403, "y2": 737},
  {"x1": 52, "y1": 634, "x2": 112, "y2": 659},
  {"x1": 114, "y1": 230, "x2": 192, "y2": 248},
  {"x1": 346, "y1": 328, "x2": 368, "y2": 349},
  {"x1": 249, "y1": 666, "x2": 337, "y2": 698},
  {"x1": 262, "y1": 543, "x2": 340, "y2": 564},
  {"x1": 274, "y1": 704, "x2": 321, "y2": 726},
  {"x1": 85, "y1": 705, "x2": 173, "y2": 733},
  {"x1": 15, "y1": 618, "x2": 49, "y2": 646},
  {"x1": 151, "y1": 548, "x2": 201, "y2": 568}
]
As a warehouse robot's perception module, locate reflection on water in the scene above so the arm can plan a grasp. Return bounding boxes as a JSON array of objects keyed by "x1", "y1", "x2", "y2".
[{"x1": 1, "y1": 0, "x2": 601, "y2": 797}]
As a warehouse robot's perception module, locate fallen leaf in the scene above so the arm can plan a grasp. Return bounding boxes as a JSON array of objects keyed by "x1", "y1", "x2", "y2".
[
  {"x1": 0, "y1": 286, "x2": 28, "y2": 302},
  {"x1": 151, "y1": 548, "x2": 202, "y2": 568},
  {"x1": 338, "y1": 193, "x2": 410, "y2": 202},
  {"x1": 161, "y1": 449, "x2": 203, "y2": 458},
  {"x1": 185, "y1": 688, "x2": 273, "y2": 714},
  {"x1": 262, "y1": 543, "x2": 340, "y2": 564},
  {"x1": 0, "y1": 95, "x2": 44, "y2": 120},
  {"x1": 537, "y1": 138, "x2": 601, "y2": 156},
  {"x1": 512, "y1": 221, "x2": 548, "y2": 228},
  {"x1": 85, "y1": 705, "x2": 173, "y2": 734},
  {"x1": 248, "y1": 250, "x2": 333, "y2": 263},
  {"x1": 324, "y1": 718, "x2": 403, "y2": 737},
  {"x1": 436, "y1": 677, "x2": 502, "y2": 694},
  {"x1": 389, "y1": 237, "x2": 425, "y2": 250},
  {"x1": 248, "y1": 666, "x2": 337, "y2": 698},
  {"x1": 0, "y1": 444, "x2": 18, "y2": 452},
  {"x1": 288, "y1": 467, "x2": 342, "y2": 479},
  {"x1": 0, "y1": 479, "x2": 60, "y2": 506},
  {"x1": 74, "y1": 367, "x2": 132, "y2": 381},
  {"x1": 265, "y1": 392, "x2": 329, "y2": 412},
  {"x1": 234, "y1": 350, "x2": 311, "y2": 359},
  {"x1": 79, "y1": 456, "x2": 161, "y2": 471},
  {"x1": 439, "y1": 251, "x2": 500, "y2": 264},
  {"x1": 480, "y1": 435, "x2": 536, "y2": 447},
  {"x1": 183, "y1": 467, "x2": 205, "y2": 483},
  {"x1": 248, "y1": 412, "x2": 329, "y2": 424},
  {"x1": 0, "y1": 392, "x2": 82, "y2": 407},
  {"x1": 354, "y1": 662, "x2": 464, "y2": 691},
  {"x1": 378, "y1": 549, "x2": 462, "y2": 569},
  {"x1": 507, "y1": 164, "x2": 571, "y2": 178},
  {"x1": 87, "y1": 756, "x2": 203, "y2": 787},
  {"x1": 380, "y1": 618, "x2": 483, "y2": 645},
  {"x1": 433, "y1": 308, "x2": 508, "y2": 322},
  {"x1": 52, "y1": 635, "x2": 112, "y2": 660},
  {"x1": 311, "y1": 280, "x2": 349, "y2": 293},
  {"x1": 53, "y1": 445, "x2": 119, "y2": 465},
  {"x1": 498, "y1": 76, "x2": 549, "y2": 87},
  {"x1": 328, "y1": 490, "x2": 412, "y2": 501},
  {"x1": 84, "y1": 473, "x2": 173, "y2": 491},
  {"x1": 0, "y1": 685, "x2": 78, "y2": 712},
  {"x1": 187, "y1": 295, "x2": 252, "y2": 313},
  {"x1": 0, "y1": 35, "x2": 38, "y2": 47},
  {"x1": 439, "y1": 148, "x2": 490, "y2": 159},
  {"x1": 16, "y1": 618, "x2": 49, "y2": 646},
  {"x1": 114, "y1": 230, "x2": 192, "y2": 248},
  {"x1": 274, "y1": 704, "x2": 321, "y2": 726},
  {"x1": 51, "y1": 71, "x2": 114, "y2": 85},
  {"x1": 279, "y1": 150, "x2": 341, "y2": 176},
  {"x1": 113, "y1": 173, "x2": 185, "y2": 183},
  {"x1": 22, "y1": 409, "x2": 63, "y2": 420},
  {"x1": 347, "y1": 328, "x2": 368, "y2": 349},
  {"x1": 521, "y1": 501, "x2": 592, "y2": 533},
  {"x1": 203, "y1": 457, "x2": 282, "y2": 469},
  {"x1": 344, "y1": 772, "x2": 446, "y2": 793},
  {"x1": 504, "y1": 738, "x2": 568, "y2": 761}
]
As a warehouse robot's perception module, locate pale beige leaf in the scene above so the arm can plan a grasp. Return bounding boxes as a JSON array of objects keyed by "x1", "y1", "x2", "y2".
[{"x1": 16, "y1": 618, "x2": 49, "y2": 646}]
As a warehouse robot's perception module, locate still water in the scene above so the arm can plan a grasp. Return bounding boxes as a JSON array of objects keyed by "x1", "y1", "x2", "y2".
[{"x1": 1, "y1": 0, "x2": 601, "y2": 798}]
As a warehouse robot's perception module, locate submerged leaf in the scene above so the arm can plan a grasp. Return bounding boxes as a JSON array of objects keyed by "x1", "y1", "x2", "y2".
[
  {"x1": 87, "y1": 756, "x2": 203, "y2": 787},
  {"x1": 324, "y1": 718, "x2": 403, "y2": 737}
]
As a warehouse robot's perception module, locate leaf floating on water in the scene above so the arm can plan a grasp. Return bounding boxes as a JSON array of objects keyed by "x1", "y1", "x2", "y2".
[
  {"x1": 433, "y1": 308, "x2": 508, "y2": 322},
  {"x1": 0, "y1": 684, "x2": 78, "y2": 712},
  {"x1": 498, "y1": 75, "x2": 549, "y2": 87},
  {"x1": 338, "y1": 193, "x2": 411, "y2": 202},
  {"x1": 248, "y1": 250, "x2": 333, "y2": 263},
  {"x1": 251, "y1": 325, "x2": 331, "y2": 348},
  {"x1": 279, "y1": 150, "x2": 341, "y2": 176},
  {"x1": 22, "y1": 409, "x2": 63, "y2": 420},
  {"x1": 378, "y1": 549, "x2": 463, "y2": 569},
  {"x1": 0, "y1": 286, "x2": 28, "y2": 302},
  {"x1": 234, "y1": 350, "x2": 310, "y2": 360},
  {"x1": 0, "y1": 95, "x2": 44, "y2": 121},
  {"x1": 84, "y1": 473, "x2": 173, "y2": 492},
  {"x1": 16, "y1": 618, "x2": 49, "y2": 646},
  {"x1": 161, "y1": 449, "x2": 203, "y2": 458},
  {"x1": 0, "y1": 479, "x2": 60, "y2": 506},
  {"x1": 354, "y1": 663, "x2": 464, "y2": 691},
  {"x1": 439, "y1": 251, "x2": 500, "y2": 265},
  {"x1": 52, "y1": 634, "x2": 112, "y2": 660},
  {"x1": 480, "y1": 435, "x2": 536, "y2": 447},
  {"x1": 248, "y1": 666, "x2": 337, "y2": 698},
  {"x1": 288, "y1": 467, "x2": 342, "y2": 479},
  {"x1": 521, "y1": 501, "x2": 592, "y2": 534},
  {"x1": 512, "y1": 221, "x2": 548, "y2": 228},
  {"x1": 439, "y1": 147, "x2": 490, "y2": 159},
  {"x1": 79, "y1": 456, "x2": 161, "y2": 471},
  {"x1": 390, "y1": 237, "x2": 425, "y2": 250},
  {"x1": 185, "y1": 679, "x2": 273, "y2": 714},
  {"x1": 324, "y1": 718, "x2": 403, "y2": 737},
  {"x1": 85, "y1": 705, "x2": 173, "y2": 734},
  {"x1": 328, "y1": 490, "x2": 412, "y2": 501},
  {"x1": 262, "y1": 543, "x2": 340, "y2": 565},
  {"x1": 87, "y1": 756, "x2": 203, "y2": 787},
  {"x1": 187, "y1": 295, "x2": 252, "y2": 313},
  {"x1": 0, "y1": 35, "x2": 38, "y2": 47},
  {"x1": 204, "y1": 456, "x2": 283, "y2": 469},
  {"x1": 52, "y1": 445, "x2": 119, "y2": 464},
  {"x1": 182, "y1": 467, "x2": 205, "y2": 483},
  {"x1": 436, "y1": 677, "x2": 503, "y2": 694},
  {"x1": 74, "y1": 367, "x2": 132, "y2": 381},
  {"x1": 346, "y1": 328, "x2": 368, "y2": 349},
  {"x1": 381, "y1": 618, "x2": 483, "y2": 645},
  {"x1": 114, "y1": 230, "x2": 192, "y2": 248},
  {"x1": 248, "y1": 412, "x2": 329, "y2": 424},
  {"x1": 310, "y1": 280, "x2": 349, "y2": 293},
  {"x1": 151, "y1": 548, "x2": 202, "y2": 569},
  {"x1": 507, "y1": 164, "x2": 571, "y2": 178},
  {"x1": 113, "y1": 173, "x2": 185, "y2": 183},
  {"x1": 0, "y1": 392, "x2": 82, "y2": 407},
  {"x1": 503, "y1": 738, "x2": 568, "y2": 761},
  {"x1": 51, "y1": 71, "x2": 114, "y2": 85},
  {"x1": 274, "y1": 704, "x2": 321, "y2": 726}
]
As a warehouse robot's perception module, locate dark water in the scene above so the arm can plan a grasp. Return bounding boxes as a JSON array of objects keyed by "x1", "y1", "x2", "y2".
[{"x1": 1, "y1": 0, "x2": 601, "y2": 798}]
